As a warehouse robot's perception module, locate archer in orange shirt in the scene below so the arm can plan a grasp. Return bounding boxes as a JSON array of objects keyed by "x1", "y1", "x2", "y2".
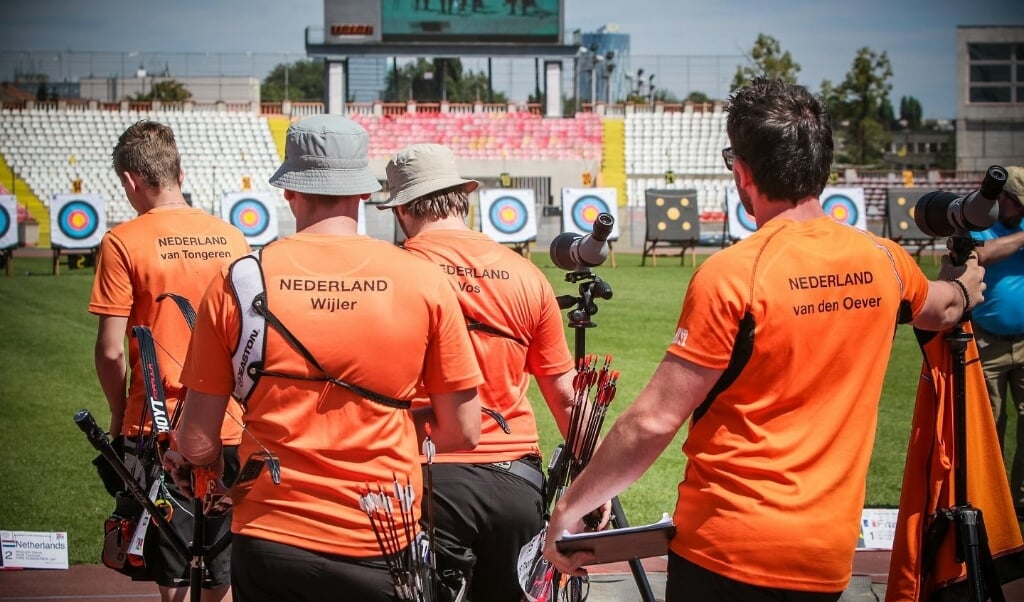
[
  {"x1": 167, "y1": 116, "x2": 482, "y2": 602},
  {"x1": 543, "y1": 78, "x2": 987, "y2": 601},
  {"x1": 90, "y1": 120, "x2": 250, "y2": 602},
  {"x1": 380, "y1": 143, "x2": 604, "y2": 601}
]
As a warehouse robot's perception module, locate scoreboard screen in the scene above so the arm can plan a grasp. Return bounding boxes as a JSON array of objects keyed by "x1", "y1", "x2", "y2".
[{"x1": 325, "y1": 0, "x2": 562, "y2": 45}]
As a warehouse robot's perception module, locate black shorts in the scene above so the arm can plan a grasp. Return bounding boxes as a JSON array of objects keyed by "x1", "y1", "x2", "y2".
[
  {"x1": 230, "y1": 533, "x2": 396, "y2": 602},
  {"x1": 425, "y1": 459, "x2": 546, "y2": 602},
  {"x1": 665, "y1": 551, "x2": 843, "y2": 602},
  {"x1": 141, "y1": 445, "x2": 240, "y2": 588}
]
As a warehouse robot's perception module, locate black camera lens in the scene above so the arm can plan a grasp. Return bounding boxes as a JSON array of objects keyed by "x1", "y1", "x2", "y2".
[
  {"x1": 915, "y1": 191, "x2": 962, "y2": 238},
  {"x1": 913, "y1": 166, "x2": 1006, "y2": 237}
]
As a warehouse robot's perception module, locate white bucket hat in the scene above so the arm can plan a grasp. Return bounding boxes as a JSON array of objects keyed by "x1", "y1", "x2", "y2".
[
  {"x1": 269, "y1": 115, "x2": 382, "y2": 196},
  {"x1": 378, "y1": 144, "x2": 478, "y2": 209}
]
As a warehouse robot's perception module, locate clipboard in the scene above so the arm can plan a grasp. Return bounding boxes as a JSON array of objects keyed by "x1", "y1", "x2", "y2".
[{"x1": 554, "y1": 515, "x2": 675, "y2": 566}]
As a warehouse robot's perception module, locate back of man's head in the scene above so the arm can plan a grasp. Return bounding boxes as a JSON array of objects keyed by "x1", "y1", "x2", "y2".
[
  {"x1": 726, "y1": 78, "x2": 833, "y2": 203},
  {"x1": 269, "y1": 114, "x2": 382, "y2": 198},
  {"x1": 379, "y1": 144, "x2": 479, "y2": 220},
  {"x1": 112, "y1": 120, "x2": 182, "y2": 189}
]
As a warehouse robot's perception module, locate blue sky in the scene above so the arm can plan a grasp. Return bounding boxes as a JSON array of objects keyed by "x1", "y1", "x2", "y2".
[{"x1": 2, "y1": 0, "x2": 1022, "y2": 118}]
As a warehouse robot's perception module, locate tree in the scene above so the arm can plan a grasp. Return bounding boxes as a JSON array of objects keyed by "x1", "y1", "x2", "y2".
[
  {"x1": 899, "y1": 96, "x2": 923, "y2": 130},
  {"x1": 731, "y1": 34, "x2": 801, "y2": 91},
  {"x1": 685, "y1": 91, "x2": 712, "y2": 104},
  {"x1": 383, "y1": 58, "x2": 506, "y2": 103},
  {"x1": 825, "y1": 47, "x2": 894, "y2": 166},
  {"x1": 133, "y1": 80, "x2": 192, "y2": 102},
  {"x1": 261, "y1": 59, "x2": 325, "y2": 102}
]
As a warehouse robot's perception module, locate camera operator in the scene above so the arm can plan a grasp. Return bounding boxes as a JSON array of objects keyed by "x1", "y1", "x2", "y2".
[
  {"x1": 542, "y1": 77, "x2": 986, "y2": 601},
  {"x1": 970, "y1": 165, "x2": 1024, "y2": 519}
]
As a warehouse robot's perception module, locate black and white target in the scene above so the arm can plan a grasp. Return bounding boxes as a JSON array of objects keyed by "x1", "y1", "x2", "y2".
[
  {"x1": 50, "y1": 194, "x2": 106, "y2": 248},
  {"x1": 560, "y1": 187, "x2": 620, "y2": 239},
  {"x1": 820, "y1": 187, "x2": 866, "y2": 230},
  {"x1": 479, "y1": 188, "x2": 537, "y2": 243},
  {"x1": 221, "y1": 192, "x2": 279, "y2": 247},
  {"x1": 0, "y1": 195, "x2": 16, "y2": 249}
]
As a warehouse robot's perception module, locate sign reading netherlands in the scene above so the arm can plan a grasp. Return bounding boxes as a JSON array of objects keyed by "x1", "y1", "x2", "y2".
[
  {"x1": 49, "y1": 194, "x2": 106, "y2": 249},
  {"x1": 561, "y1": 187, "x2": 621, "y2": 240},
  {"x1": 0, "y1": 530, "x2": 69, "y2": 569},
  {"x1": 479, "y1": 188, "x2": 537, "y2": 244},
  {"x1": 221, "y1": 192, "x2": 279, "y2": 247},
  {"x1": 0, "y1": 195, "x2": 17, "y2": 249}
]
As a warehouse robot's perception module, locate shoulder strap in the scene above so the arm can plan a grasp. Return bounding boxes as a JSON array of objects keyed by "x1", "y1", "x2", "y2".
[
  {"x1": 229, "y1": 251, "x2": 268, "y2": 403},
  {"x1": 466, "y1": 317, "x2": 526, "y2": 347},
  {"x1": 228, "y1": 249, "x2": 410, "y2": 410}
]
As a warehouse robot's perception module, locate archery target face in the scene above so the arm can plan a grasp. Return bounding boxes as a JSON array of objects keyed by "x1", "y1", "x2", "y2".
[
  {"x1": 50, "y1": 194, "x2": 106, "y2": 248},
  {"x1": 479, "y1": 189, "x2": 537, "y2": 243},
  {"x1": 886, "y1": 188, "x2": 931, "y2": 240},
  {"x1": 560, "y1": 188, "x2": 620, "y2": 239},
  {"x1": 221, "y1": 192, "x2": 279, "y2": 247},
  {"x1": 725, "y1": 186, "x2": 757, "y2": 240},
  {"x1": 726, "y1": 186, "x2": 867, "y2": 240},
  {"x1": 0, "y1": 196, "x2": 14, "y2": 248},
  {"x1": 643, "y1": 189, "x2": 699, "y2": 241},
  {"x1": 820, "y1": 187, "x2": 866, "y2": 230}
]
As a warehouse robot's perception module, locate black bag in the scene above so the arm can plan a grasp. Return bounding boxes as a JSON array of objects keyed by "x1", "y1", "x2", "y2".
[
  {"x1": 101, "y1": 489, "x2": 153, "y2": 579},
  {"x1": 434, "y1": 541, "x2": 475, "y2": 602},
  {"x1": 91, "y1": 436, "x2": 127, "y2": 498}
]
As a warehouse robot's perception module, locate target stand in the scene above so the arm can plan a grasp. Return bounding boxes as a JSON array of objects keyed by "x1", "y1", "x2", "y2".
[
  {"x1": 50, "y1": 246, "x2": 98, "y2": 275},
  {"x1": 479, "y1": 188, "x2": 538, "y2": 258},
  {"x1": 49, "y1": 194, "x2": 106, "y2": 276},
  {"x1": 641, "y1": 189, "x2": 700, "y2": 267}
]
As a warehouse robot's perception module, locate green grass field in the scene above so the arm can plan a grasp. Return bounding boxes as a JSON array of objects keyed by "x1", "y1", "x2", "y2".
[{"x1": 0, "y1": 250, "x2": 995, "y2": 566}]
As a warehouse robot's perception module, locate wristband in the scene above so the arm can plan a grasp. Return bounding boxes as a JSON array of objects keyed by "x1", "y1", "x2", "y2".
[{"x1": 948, "y1": 278, "x2": 971, "y2": 312}]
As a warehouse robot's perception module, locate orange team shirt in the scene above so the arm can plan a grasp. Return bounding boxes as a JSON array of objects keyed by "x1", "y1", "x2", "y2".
[
  {"x1": 88, "y1": 205, "x2": 250, "y2": 443},
  {"x1": 180, "y1": 233, "x2": 484, "y2": 558},
  {"x1": 403, "y1": 229, "x2": 574, "y2": 463},
  {"x1": 667, "y1": 217, "x2": 931, "y2": 592}
]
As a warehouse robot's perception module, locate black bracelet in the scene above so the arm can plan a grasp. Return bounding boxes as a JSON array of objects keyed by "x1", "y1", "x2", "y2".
[{"x1": 948, "y1": 278, "x2": 971, "y2": 312}]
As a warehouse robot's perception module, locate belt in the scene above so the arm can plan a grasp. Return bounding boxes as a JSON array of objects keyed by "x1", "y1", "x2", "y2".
[{"x1": 487, "y1": 456, "x2": 545, "y2": 493}]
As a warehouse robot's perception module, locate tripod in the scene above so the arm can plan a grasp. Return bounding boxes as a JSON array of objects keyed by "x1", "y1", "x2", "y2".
[
  {"x1": 928, "y1": 236, "x2": 1005, "y2": 602},
  {"x1": 554, "y1": 268, "x2": 657, "y2": 602}
]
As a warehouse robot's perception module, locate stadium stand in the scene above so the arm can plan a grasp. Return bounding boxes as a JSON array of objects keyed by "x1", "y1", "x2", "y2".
[
  {"x1": 0, "y1": 106, "x2": 281, "y2": 226},
  {"x1": 0, "y1": 101, "x2": 988, "y2": 249},
  {"x1": 346, "y1": 110, "x2": 603, "y2": 162}
]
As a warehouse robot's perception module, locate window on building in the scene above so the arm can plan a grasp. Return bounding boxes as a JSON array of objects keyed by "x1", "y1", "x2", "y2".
[{"x1": 968, "y1": 42, "x2": 1020, "y2": 104}]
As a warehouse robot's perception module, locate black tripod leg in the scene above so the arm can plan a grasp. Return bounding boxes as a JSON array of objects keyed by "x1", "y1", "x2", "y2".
[
  {"x1": 964, "y1": 509, "x2": 1007, "y2": 602},
  {"x1": 957, "y1": 507, "x2": 986, "y2": 602},
  {"x1": 610, "y1": 496, "x2": 657, "y2": 602}
]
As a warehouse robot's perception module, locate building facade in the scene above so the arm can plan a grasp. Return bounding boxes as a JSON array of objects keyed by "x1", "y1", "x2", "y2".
[{"x1": 956, "y1": 26, "x2": 1024, "y2": 171}]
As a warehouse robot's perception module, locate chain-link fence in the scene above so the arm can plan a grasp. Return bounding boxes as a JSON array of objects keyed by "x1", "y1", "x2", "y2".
[{"x1": 2, "y1": 49, "x2": 744, "y2": 105}]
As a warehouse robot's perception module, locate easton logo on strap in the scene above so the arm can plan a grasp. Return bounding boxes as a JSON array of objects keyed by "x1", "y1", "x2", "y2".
[{"x1": 229, "y1": 252, "x2": 267, "y2": 403}]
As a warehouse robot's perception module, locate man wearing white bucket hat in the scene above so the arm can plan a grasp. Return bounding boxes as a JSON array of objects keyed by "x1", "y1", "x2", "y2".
[
  {"x1": 168, "y1": 117, "x2": 483, "y2": 601},
  {"x1": 381, "y1": 143, "x2": 605, "y2": 601}
]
